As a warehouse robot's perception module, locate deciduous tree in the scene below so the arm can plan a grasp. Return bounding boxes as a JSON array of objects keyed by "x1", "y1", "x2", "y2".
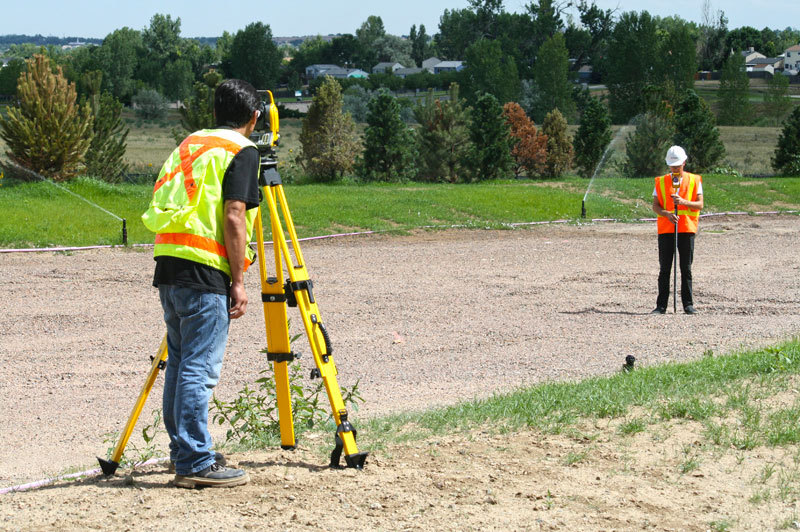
[
  {"x1": 530, "y1": 32, "x2": 575, "y2": 123},
  {"x1": 717, "y1": 52, "x2": 751, "y2": 126},
  {"x1": 225, "y1": 22, "x2": 282, "y2": 90}
]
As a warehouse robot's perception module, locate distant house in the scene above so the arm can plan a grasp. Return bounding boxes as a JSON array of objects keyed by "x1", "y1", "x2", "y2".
[
  {"x1": 784, "y1": 44, "x2": 800, "y2": 73},
  {"x1": 61, "y1": 38, "x2": 87, "y2": 51},
  {"x1": 741, "y1": 47, "x2": 766, "y2": 63},
  {"x1": 372, "y1": 62, "x2": 404, "y2": 74},
  {"x1": 422, "y1": 57, "x2": 441, "y2": 73},
  {"x1": 746, "y1": 57, "x2": 783, "y2": 75},
  {"x1": 394, "y1": 67, "x2": 424, "y2": 78},
  {"x1": 577, "y1": 65, "x2": 593, "y2": 83},
  {"x1": 305, "y1": 64, "x2": 348, "y2": 80},
  {"x1": 346, "y1": 69, "x2": 369, "y2": 78},
  {"x1": 434, "y1": 61, "x2": 464, "y2": 74}
]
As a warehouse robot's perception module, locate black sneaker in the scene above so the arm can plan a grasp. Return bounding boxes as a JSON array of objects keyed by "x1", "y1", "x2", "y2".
[
  {"x1": 174, "y1": 462, "x2": 249, "y2": 489},
  {"x1": 650, "y1": 307, "x2": 666, "y2": 314},
  {"x1": 168, "y1": 451, "x2": 226, "y2": 474},
  {"x1": 684, "y1": 305, "x2": 697, "y2": 314}
]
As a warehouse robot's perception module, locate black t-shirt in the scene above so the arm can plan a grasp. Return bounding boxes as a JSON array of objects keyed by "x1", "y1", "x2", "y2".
[{"x1": 153, "y1": 143, "x2": 261, "y2": 294}]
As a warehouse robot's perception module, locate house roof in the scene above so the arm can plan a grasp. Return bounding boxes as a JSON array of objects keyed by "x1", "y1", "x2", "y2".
[
  {"x1": 395, "y1": 67, "x2": 424, "y2": 75},
  {"x1": 436, "y1": 61, "x2": 463, "y2": 68},
  {"x1": 785, "y1": 44, "x2": 800, "y2": 52},
  {"x1": 747, "y1": 57, "x2": 781, "y2": 66}
]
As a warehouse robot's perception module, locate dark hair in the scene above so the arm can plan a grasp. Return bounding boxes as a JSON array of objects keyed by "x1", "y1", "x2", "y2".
[{"x1": 214, "y1": 79, "x2": 260, "y2": 128}]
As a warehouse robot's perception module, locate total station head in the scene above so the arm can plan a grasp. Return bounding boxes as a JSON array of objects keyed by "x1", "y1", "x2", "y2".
[{"x1": 250, "y1": 89, "x2": 280, "y2": 158}]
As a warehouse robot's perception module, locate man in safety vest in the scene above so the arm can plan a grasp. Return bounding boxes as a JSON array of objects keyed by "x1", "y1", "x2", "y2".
[
  {"x1": 141, "y1": 79, "x2": 262, "y2": 488},
  {"x1": 651, "y1": 145, "x2": 704, "y2": 315}
]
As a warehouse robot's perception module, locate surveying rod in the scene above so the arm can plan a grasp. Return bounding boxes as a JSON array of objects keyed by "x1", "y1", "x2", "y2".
[{"x1": 672, "y1": 173, "x2": 680, "y2": 314}]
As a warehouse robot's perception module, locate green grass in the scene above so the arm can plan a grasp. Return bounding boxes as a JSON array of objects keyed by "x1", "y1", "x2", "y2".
[
  {"x1": 0, "y1": 174, "x2": 798, "y2": 248},
  {"x1": 356, "y1": 338, "x2": 800, "y2": 452}
]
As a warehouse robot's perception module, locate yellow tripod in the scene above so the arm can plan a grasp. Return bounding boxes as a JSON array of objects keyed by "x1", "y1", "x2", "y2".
[{"x1": 99, "y1": 90, "x2": 367, "y2": 475}]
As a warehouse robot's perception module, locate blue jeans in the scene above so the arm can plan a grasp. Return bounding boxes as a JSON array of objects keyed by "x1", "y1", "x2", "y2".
[{"x1": 159, "y1": 285, "x2": 230, "y2": 476}]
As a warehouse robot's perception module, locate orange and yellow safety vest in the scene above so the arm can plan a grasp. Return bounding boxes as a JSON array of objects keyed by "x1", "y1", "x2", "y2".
[
  {"x1": 141, "y1": 129, "x2": 258, "y2": 277},
  {"x1": 654, "y1": 172, "x2": 702, "y2": 234}
]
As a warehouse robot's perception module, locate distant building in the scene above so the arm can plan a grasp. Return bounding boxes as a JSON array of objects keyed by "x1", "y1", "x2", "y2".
[
  {"x1": 784, "y1": 44, "x2": 800, "y2": 73},
  {"x1": 434, "y1": 61, "x2": 465, "y2": 74},
  {"x1": 305, "y1": 64, "x2": 348, "y2": 80},
  {"x1": 61, "y1": 38, "x2": 87, "y2": 51},
  {"x1": 422, "y1": 57, "x2": 442, "y2": 73},
  {"x1": 372, "y1": 62, "x2": 404, "y2": 74},
  {"x1": 746, "y1": 57, "x2": 783, "y2": 75},
  {"x1": 394, "y1": 67, "x2": 424, "y2": 78}
]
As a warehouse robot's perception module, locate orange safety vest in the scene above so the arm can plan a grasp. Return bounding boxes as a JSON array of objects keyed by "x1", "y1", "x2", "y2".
[{"x1": 654, "y1": 172, "x2": 702, "y2": 234}]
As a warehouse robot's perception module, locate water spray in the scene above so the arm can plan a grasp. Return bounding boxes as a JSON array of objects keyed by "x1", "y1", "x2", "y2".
[{"x1": 5, "y1": 161, "x2": 128, "y2": 245}]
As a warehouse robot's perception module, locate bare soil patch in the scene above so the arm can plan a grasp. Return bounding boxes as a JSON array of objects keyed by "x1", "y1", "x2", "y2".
[{"x1": 1, "y1": 216, "x2": 799, "y2": 530}]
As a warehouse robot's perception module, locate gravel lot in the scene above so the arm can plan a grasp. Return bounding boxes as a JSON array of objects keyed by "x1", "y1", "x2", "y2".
[{"x1": 1, "y1": 215, "x2": 798, "y2": 489}]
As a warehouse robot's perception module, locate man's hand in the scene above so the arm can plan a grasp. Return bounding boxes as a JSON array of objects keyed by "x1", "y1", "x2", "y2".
[
  {"x1": 229, "y1": 280, "x2": 247, "y2": 319},
  {"x1": 671, "y1": 193, "x2": 686, "y2": 207}
]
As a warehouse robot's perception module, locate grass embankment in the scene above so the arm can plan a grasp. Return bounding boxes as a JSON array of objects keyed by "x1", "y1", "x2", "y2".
[{"x1": 0, "y1": 175, "x2": 798, "y2": 248}]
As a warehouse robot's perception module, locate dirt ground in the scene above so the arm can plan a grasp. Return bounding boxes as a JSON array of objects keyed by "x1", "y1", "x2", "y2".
[{"x1": 1, "y1": 215, "x2": 799, "y2": 530}]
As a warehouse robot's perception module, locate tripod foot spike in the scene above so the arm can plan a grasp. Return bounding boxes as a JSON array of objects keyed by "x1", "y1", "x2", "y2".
[
  {"x1": 280, "y1": 445, "x2": 296, "y2": 451},
  {"x1": 97, "y1": 457, "x2": 120, "y2": 476},
  {"x1": 345, "y1": 452, "x2": 369, "y2": 470}
]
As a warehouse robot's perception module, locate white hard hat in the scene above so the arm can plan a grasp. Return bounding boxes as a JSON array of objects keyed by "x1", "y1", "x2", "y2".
[{"x1": 665, "y1": 146, "x2": 687, "y2": 166}]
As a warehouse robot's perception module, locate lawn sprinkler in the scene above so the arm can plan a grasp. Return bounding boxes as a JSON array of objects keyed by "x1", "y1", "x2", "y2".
[
  {"x1": 581, "y1": 199, "x2": 586, "y2": 219},
  {"x1": 623, "y1": 355, "x2": 636, "y2": 372}
]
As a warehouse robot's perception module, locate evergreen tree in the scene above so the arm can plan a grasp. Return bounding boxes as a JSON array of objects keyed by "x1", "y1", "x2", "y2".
[
  {"x1": 361, "y1": 89, "x2": 417, "y2": 182},
  {"x1": 468, "y1": 93, "x2": 513, "y2": 181},
  {"x1": 541, "y1": 109, "x2": 573, "y2": 178},
  {"x1": 462, "y1": 38, "x2": 520, "y2": 105},
  {"x1": 530, "y1": 33, "x2": 575, "y2": 123},
  {"x1": 574, "y1": 96, "x2": 612, "y2": 178},
  {"x1": 82, "y1": 71, "x2": 130, "y2": 182},
  {"x1": 718, "y1": 53, "x2": 752, "y2": 126},
  {"x1": 298, "y1": 76, "x2": 359, "y2": 182},
  {"x1": 772, "y1": 106, "x2": 800, "y2": 176},
  {"x1": 0, "y1": 54, "x2": 93, "y2": 182},
  {"x1": 764, "y1": 74, "x2": 793, "y2": 126},
  {"x1": 413, "y1": 83, "x2": 472, "y2": 182},
  {"x1": 673, "y1": 89, "x2": 725, "y2": 172},
  {"x1": 622, "y1": 112, "x2": 674, "y2": 177},
  {"x1": 172, "y1": 70, "x2": 222, "y2": 143},
  {"x1": 502, "y1": 102, "x2": 547, "y2": 177}
]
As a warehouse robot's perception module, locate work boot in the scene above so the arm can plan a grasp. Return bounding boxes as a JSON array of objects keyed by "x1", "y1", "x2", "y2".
[
  {"x1": 168, "y1": 451, "x2": 226, "y2": 474},
  {"x1": 173, "y1": 463, "x2": 249, "y2": 489},
  {"x1": 650, "y1": 307, "x2": 666, "y2": 314},
  {"x1": 684, "y1": 305, "x2": 697, "y2": 314}
]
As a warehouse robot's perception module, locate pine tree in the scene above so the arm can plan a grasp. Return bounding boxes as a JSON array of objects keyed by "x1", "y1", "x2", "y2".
[
  {"x1": 673, "y1": 89, "x2": 725, "y2": 173},
  {"x1": 83, "y1": 71, "x2": 130, "y2": 182},
  {"x1": 502, "y1": 102, "x2": 547, "y2": 177},
  {"x1": 622, "y1": 112, "x2": 675, "y2": 178},
  {"x1": 413, "y1": 83, "x2": 472, "y2": 183},
  {"x1": 361, "y1": 89, "x2": 417, "y2": 182},
  {"x1": 541, "y1": 108, "x2": 573, "y2": 178},
  {"x1": 0, "y1": 54, "x2": 93, "y2": 181},
  {"x1": 772, "y1": 106, "x2": 800, "y2": 176},
  {"x1": 764, "y1": 74, "x2": 793, "y2": 126},
  {"x1": 468, "y1": 92, "x2": 513, "y2": 181},
  {"x1": 298, "y1": 76, "x2": 360, "y2": 182},
  {"x1": 718, "y1": 53, "x2": 752, "y2": 126},
  {"x1": 574, "y1": 96, "x2": 612, "y2": 178}
]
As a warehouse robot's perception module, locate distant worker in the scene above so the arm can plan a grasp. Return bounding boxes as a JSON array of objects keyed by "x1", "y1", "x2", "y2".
[
  {"x1": 141, "y1": 79, "x2": 262, "y2": 488},
  {"x1": 651, "y1": 146, "x2": 704, "y2": 315}
]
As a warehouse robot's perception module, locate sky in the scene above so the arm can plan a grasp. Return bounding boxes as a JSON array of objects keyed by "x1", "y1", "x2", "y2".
[{"x1": 1, "y1": 0, "x2": 797, "y2": 40}]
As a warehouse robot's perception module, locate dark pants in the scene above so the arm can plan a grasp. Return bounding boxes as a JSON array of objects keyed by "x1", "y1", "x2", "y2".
[{"x1": 656, "y1": 232, "x2": 695, "y2": 309}]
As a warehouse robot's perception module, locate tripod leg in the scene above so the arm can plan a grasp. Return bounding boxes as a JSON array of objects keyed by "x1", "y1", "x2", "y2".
[
  {"x1": 254, "y1": 210, "x2": 296, "y2": 449},
  {"x1": 98, "y1": 335, "x2": 168, "y2": 476},
  {"x1": 265, "y1": 184, "x2": 368, "y2": 469}
]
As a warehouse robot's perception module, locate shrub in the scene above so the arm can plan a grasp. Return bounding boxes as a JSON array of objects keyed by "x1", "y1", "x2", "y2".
[
  {"x1": 84, "y1": 81, "x2": 130, "y2": 183},
  {"x1": 342, "y1": 85, "x2": 373, "y2": 123},
  {"x1": 541, "y1": 108, "x2": 573, "y2": 178},
  {"x1": 772, "y1": 106, "x2": 800, "y2": 176},
  {"x1": 0, "y1": 54, "x2": 93, "y2": 182},
  {"x1": 133, "y1": 88, "x2": 168, "y2": 121},
  {"x1": 502, "y1": 101, "x2": 547, "y2": 177},
  {"x1": 622, "y1": 112, "x2": 675, "y2": 178}
]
